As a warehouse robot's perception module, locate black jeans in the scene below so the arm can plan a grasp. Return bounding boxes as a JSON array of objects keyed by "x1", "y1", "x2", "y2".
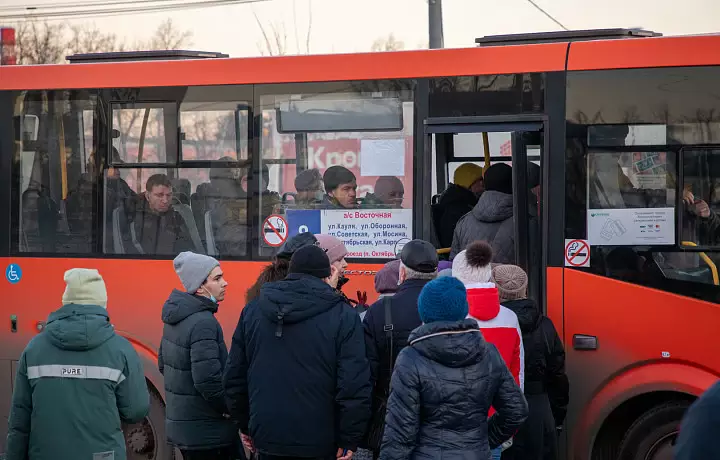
[{"x1": 180, "y1": 445, "x2": 245, "y2": 460}]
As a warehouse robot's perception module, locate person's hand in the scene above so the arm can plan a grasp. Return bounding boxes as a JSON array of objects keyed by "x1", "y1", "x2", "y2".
[
  {"x1": 336, "y1": 448, "x2": 353, "y2": 460},
  {"x1": 241, "y1": 433, "x2": 255, "y2": 453},
  {"x1": 328, "y1": 265, "x2": 340, "y2": 289},
  {"x1": 356, "y1": 290, "x2": 367, "y2": 305},
  {"x1": 694, "y1": 199, "x2": 711, "y2": 218},
  {"x1": 683, "y1": 189, "x2": 695, "y2": 206}
]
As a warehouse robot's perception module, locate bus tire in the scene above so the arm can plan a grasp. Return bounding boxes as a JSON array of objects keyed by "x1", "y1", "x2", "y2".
[
  {"x1": 617, "y1": 400, "x2": 689, "y2": 460},
  {"x1": 123, "y1": 386, "x2": 174, "y2": 460}
]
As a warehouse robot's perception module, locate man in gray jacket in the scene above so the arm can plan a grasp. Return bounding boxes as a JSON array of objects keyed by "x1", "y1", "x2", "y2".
[{"x1": 451, "y1": 163, "x2": 515, "y2": 262}]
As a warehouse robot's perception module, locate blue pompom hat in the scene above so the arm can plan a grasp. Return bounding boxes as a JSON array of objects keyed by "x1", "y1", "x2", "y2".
[{"x1": 417, "y1": 276, "x2": 469, "y2": 324}]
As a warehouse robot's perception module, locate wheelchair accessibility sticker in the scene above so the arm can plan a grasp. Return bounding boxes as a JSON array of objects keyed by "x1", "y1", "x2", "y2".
[{"x1": 6, "y1": 263, "x2": 22, "y2": 284}]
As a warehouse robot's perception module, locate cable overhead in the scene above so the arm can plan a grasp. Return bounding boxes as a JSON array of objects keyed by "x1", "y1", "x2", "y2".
[
  {"x1": 0, "y1": 0, "x2": 181, "y2": 12},
  {"x1": 0, "y1": 0, "x2": 270, "y2": 21},
  {"x1": 525, "y1": 0, "x2": 569, "y2": 31}
]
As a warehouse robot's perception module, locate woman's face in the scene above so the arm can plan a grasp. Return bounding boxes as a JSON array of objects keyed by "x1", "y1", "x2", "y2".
[{"x1": 333, "y1": 257, "x2": 348, "y2": 274}]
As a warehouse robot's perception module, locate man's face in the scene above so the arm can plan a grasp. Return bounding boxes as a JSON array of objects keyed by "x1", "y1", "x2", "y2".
[
  {"x1": 298, "y1": 180, "x2": 324, "y2": 203},
  {"x1": 147, "y1": 184, "x2": 173, "y2": 214},
  {"x1": 378, "y1": 189, "x2": 404, "y2": 208},
  {"x1": 332, "y1": 257, "x2": 348, "y2": 274},
  {"x1": 330, "y1": 181, "x2": 357, "y2": 208},
  {"x1": 198, "y1": 266, "x2": 228, "y2": 302}
]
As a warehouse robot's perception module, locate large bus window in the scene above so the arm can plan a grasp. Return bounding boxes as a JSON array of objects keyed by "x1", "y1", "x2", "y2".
[
  {"x1": 681, "y1": 148, "x2": 720, "y2": 249},
  {"x1": 257, "y1": 81, "x2": 415, "y2": 259},
  {"x1": 11, "y1": 90, "x2": 99, "y2": 255}
]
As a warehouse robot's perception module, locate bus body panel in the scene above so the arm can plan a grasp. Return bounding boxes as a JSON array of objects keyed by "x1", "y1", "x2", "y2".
[
  {"x1": 0, "y1": 44, "x2": 569, "y2": 90},
  {"x1": 563, "y1": 269, "x2": 720, "y2": 459},
  {"x1": 567, "y1": 34, "x2": 720, "y2": 71}
]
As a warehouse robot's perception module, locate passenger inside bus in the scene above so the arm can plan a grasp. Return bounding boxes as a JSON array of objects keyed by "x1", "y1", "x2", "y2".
[
  {"x1": 293, "y1": 168, "x2": 324, "y2": 208},
  {"x1": 119, "y1": 174, "x2": 197, "y2": 255},
  {"x1": 451, "y1": 163, "x2": 514, "y2": 262},
  {"x1": 432, "y1": 162, "x2": 484, "y2": 249},
  {"x1": 322, "y1": 166, "x2": 358, "y2": 209},
  {"x1": 362, "y1": 176, "x2": 405, "y2": 209}
]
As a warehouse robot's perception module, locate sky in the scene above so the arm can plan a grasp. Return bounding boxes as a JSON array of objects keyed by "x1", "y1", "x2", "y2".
[{"x1": 1, "y1": 0, "x2": 720, "y2": 57}]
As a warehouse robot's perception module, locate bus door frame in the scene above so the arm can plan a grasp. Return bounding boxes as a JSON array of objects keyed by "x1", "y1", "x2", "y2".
[{"x1": 423, "y1": 114, "x2": 547, "y2": 306}]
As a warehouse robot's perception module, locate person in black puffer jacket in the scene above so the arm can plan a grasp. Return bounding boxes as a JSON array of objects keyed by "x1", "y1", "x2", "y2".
[
  {"x1": 223, "y1": 245, "x2": 371, "y2": 460},
  {"x1": 380, "y1": 276, "x2": 528, "y2": 460},
  {"x1": 159, "y1": 252, "x2": 241, "y2": 460},
  {"x1": 491, "y1": 264, "x2": 569, "y2": 460}
]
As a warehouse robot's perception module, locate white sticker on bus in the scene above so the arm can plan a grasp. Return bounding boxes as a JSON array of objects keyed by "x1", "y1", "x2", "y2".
[{"x1": 587, "y1": 207, "x2": 674, "y2": 246}]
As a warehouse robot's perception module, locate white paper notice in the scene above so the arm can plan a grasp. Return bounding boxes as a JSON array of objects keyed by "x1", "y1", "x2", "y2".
[
  {"x1": 322, "y1": 208, "x2": 413, "y2": 258},
  {"x1": 587, "y1": 207, "x2": 674, "y2": 245},
  {"x1": 360, "y1": 139, "x2": 405, "y2": 177}
]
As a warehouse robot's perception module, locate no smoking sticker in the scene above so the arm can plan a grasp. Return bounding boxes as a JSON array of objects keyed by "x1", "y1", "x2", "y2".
[
  {"x1": 564, "y1": 239, "x2": 590, "y2": 267},
  {"x1": 263, "y1": 214, "x2": 288, "y2": 247}
]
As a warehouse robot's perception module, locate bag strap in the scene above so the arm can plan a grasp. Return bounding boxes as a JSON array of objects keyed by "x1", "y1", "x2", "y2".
[{"x1": 383, "y1": 296, "x2": 395, "y2": 380}]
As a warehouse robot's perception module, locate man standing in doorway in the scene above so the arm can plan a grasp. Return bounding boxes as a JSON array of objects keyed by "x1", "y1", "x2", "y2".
[{"x1": 159, "y1": 252, "x2": 241, "y2": 460}]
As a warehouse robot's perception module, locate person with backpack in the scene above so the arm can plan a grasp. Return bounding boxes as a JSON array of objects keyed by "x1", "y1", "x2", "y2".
[{"x1": 492, "y1": 264, "x2": 569, "y2": 460}]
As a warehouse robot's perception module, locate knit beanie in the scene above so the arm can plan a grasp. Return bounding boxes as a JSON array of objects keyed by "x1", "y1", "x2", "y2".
[
  {"x1": 417, "y1": 276, "x2": 469, "y2": 323},
  {"x1": 454, "y1": 163, "x2": 484, "y2": 189},
  {"x1": 374, "y1": 259, "x2": 401, "y2": 294},
  {"x1": 62, "y1": 268, "x2": 108, "y2": 308},
  {"x1": 174, "y1": 251, "x2": 220, "y2": 293},
  {"x1": 483, "y1": 163, "x2": 513, "y2": 195},
  {"x1": 314, "y1": 234, "x2": 349, "y2": 265},
  {"x1": 289, "y1": 245, "x2": 332, "y2": 279},
  {"x1": 452, "y1": 241, "x2": 494, "y2": 285},
  {"x1": 276, "y1": 232, "x2": 318, "y2": 260},
  {"x1": 492, "y1": 264, "x2": 529, "y2": 302}
]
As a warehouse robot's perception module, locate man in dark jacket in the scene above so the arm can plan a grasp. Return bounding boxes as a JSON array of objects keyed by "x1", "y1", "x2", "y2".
[
  {"x1": 362, "y1": 239, "x2": 438, "y2": 455},
  {"x1": 224, "y1": 244, "x2": 371, "y2": 460},
  {"x1": 5, "y1": 268, "x2": 149, "y2": 460},
  {"x1": 158, "y1": 251, "x2": 240, "y2": 460},
  {"x1": 433, "y1": 162, "x2": 484, "y2": 248},
  {"x1": 380, "y1": 276, "x2": 528, "y2": 460},
  {"x1": 675, "y1": 380, "x2": 720, "y2": 460},
  {"x1": 451, "y1": 163, "x2": 515, "y2": 262},
  {"x1": 492, "y1": 265, "x2": 568, "y2": 460}
]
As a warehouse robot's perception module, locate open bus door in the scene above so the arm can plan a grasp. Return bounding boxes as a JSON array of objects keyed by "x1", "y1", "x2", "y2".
[{"x1": 425, "y1": 116, "x2": 545, "y2": 307}]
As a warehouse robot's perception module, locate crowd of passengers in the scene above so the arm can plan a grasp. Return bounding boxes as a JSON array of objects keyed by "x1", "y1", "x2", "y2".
[{"x1": 23, "y1": 151, "x2": 407, "y2": 256}]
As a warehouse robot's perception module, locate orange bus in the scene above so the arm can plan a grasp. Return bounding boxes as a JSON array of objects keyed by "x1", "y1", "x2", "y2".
[{"x1": 1, "y1": 28, "x2": 720, "y2": 460}]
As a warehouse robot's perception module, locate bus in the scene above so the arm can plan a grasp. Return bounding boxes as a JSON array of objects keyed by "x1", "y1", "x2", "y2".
[{"x1": 1, "y1": 27, "x2": 719, "y2": 460}]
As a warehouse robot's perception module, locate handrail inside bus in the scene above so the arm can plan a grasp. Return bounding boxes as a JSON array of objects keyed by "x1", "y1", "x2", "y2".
[
  {"x1": 482, "y1": 132, "x2": 490, "y2": 171},
  {"x1": 437, "y1": 248, "x2": 451, "y2": 255},
  {"x1": 681, "y1": 241, "x2": 719, "y2": 286}
]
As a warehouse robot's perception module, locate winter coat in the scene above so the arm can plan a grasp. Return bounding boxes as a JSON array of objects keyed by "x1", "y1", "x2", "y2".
[
  {"x1": 363, "y1": 279, "x2": 430, "y2": 399},
  {"x1": 158, "y1": 290, "x2": 237, "y2": 450},
  {"x1": 675, "y1": 380, "x2": 720, "y2": 460},
  {"x1": 223, "y1": 273, "x2": 371, "y2": 457},
  {"x1": 379, "y1": 319, "x2": 528, "y2": 460},
  {"x1": 5, "y1": 304, "x2": 149, "y2": 460},
  {"x1": 501, "y1": 299, "x2": 569, "y2": 460},
  {"x1": 503, "y1": 299, "x2": 568, "y2": 426},
  {"x1": 466, "y1": 284, "x2": 524, "y2": 395},
  {"x1": 433, "y1": 184, "x2": 479, "y2": 248},
  {"x1": 450, "y1": 190, "x2": 515, "y2": 262},
  {"x1": 123, "y1": 199, "x2": 195, "y2": 255}
]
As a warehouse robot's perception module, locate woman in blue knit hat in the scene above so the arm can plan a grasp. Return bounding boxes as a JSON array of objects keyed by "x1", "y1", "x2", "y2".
[{"x1": 379, "y1": 276, "x2": 529, "y2": 460}]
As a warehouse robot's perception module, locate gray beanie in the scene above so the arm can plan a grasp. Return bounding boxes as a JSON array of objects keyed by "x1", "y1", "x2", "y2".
[{"x1": 173, "y1": 252, "x2": 220, "y2": 293}]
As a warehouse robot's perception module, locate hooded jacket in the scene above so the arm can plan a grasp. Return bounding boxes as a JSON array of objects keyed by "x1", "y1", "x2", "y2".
[
  {"x1": 158, "y1": 290, "x2": 237, "y2": 450},
  {"x1": 223, "y1": 274, "x2": 371, "y2": 457},
  {"x1": 466, "y1": 283, "x2": 524, "y2": 401},
  {"x1": 503, "y1": 299, "x2": 568, "y2": 425},
  {"x1": 450, "y1": 190, "x2": 515, "y2": 262},
  {"x1": 5, "y1": 304, "x2": 149, "y2": 460},
  {"x1": 380, "y1": 319, "x2": 528, "y2": 460},
  {"x1": 433, "y1": 183, "x2": 479, "y2": 249}
]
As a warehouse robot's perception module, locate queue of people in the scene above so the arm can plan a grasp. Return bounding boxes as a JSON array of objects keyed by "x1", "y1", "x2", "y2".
[{"x1": 5, "y1": 231, "x2": 570, "y2": 460}]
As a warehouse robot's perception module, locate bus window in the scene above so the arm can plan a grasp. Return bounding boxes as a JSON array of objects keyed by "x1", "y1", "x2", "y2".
[
  {"x1": 257, "y1": 82, "x2": 415, "y2": 259},
  {"x1": 112, "y1": 102, "x2": 174, "y2": 168},
  {"x1": 681, "y1": 148, "x2": 720, "y2": 249},
  {"x1": 11, "y1": 90, "x2": 99, "y2": 254}
]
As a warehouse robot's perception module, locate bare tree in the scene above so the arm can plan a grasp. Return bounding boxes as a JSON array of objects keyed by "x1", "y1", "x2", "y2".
[
  {"x1": 371, "y1": 33, "x2": 405, "y2": 52},
  {"x1": 254, "y1": 0, "x2": 312, "y2": 56},
  {"x1": 14, "y1": 18, "x2": 193, "y2": 65},
  {"x1": 15, "y1": 21, "x2": 66, "y2": 65}
]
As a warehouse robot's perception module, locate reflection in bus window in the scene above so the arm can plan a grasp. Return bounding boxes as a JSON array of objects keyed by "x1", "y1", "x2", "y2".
[
  {"x1": 12, "y1": 91, "x2": 98, "y2": 254},
  {"x1": 113, "y1": 104, "x2": 173, "y2": 164},
  {"x1": 258, "y1": 82, "x2": 415, "y2": 259}
]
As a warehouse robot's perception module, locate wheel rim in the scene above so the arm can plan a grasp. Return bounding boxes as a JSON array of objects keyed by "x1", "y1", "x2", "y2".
[
  {"x1": 123, "y1": 416, "x2": 159, "y2": 460},
  {"x1": 644, "y1": 431, "x2": 677, "y2": 460}
]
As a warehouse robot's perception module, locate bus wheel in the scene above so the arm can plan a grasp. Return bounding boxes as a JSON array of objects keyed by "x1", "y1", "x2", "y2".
[
  {"x1": 123, "y1": 388, "x2": 174, "y2": 460},
  {"x1": 617, "y1": 401, "x2": 689, "y2": 460}
]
